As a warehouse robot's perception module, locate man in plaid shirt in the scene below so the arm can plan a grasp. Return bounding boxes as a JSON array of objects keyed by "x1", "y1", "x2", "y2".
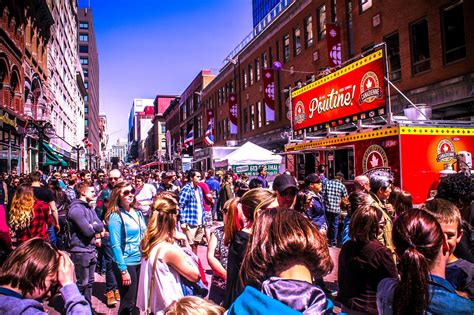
[
  {"x1": 179, "y1": 169, "x2": 205, "y2": 253},
  {"x1": 324, "y1": 172, "x2": 348, "y2": 246}
]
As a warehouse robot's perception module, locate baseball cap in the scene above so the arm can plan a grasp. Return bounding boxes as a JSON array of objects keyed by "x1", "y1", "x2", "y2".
[
  {"x1": 272, "y1": 174, "x2": 297, "y2": 194},
  {"x1": 305, "y1": 174, "x2": 321, "y2": 185}
]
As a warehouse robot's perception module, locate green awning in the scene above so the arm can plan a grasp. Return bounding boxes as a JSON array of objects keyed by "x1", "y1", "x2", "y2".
[{"x1": 42, "y1": 142, "x2": 68, "y2": 167}]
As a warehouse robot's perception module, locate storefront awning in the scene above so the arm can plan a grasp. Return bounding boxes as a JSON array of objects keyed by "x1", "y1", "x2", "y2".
[
  {"x1": 140, "y1": 161, "x2": 162, "y2": 168},
  {"x1": 42, "y1": 142, "x2": 68, "y2": 167}
]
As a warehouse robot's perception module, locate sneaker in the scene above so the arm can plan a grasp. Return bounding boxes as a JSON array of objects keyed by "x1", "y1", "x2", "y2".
[
  {"x1": 114, "y1": 289, "x2": 121, "y2": 302},
  {"x1": 105, "y1": 290, "x2": 117, "y2": 307}
]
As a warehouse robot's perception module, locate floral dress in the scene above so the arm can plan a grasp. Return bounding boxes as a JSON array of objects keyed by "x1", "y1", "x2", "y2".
[{"x1": 211, "y1": 226, "x2": 229, "y2": 290}]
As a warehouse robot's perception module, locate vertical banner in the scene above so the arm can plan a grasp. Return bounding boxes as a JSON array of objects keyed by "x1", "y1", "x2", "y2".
[
  {"x1": 206, "y1": 109, "x2": 214, "y2": 122},
  {"x1": 326, "y1": 23, "x2": 342, "y2": 68},
  {"x1": 262, "y1": 69, "x2": 275, "y2": 122},
  {"x1": 228, "y1": 93, "x2": 238, "y2": 134},
  {"x1": 166, "y1": 130, "x2": 171, "y2": 160}
]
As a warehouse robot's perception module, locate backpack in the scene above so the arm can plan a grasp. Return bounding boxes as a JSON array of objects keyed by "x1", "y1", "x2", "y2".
[{"x1": 57, "y1": 212, "x2": 72, "y2": 251}]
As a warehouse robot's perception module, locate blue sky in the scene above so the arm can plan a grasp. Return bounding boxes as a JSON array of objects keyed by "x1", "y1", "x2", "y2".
[{"x1": 78, "y1": 0, "x2": 253, "y2": 145}]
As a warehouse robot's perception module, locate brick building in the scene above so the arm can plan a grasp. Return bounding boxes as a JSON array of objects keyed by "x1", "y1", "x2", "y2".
[
  {"x1": 78, "y1": 8, "x2": 100, "y2": 156},
  {"x1": 0, "y1": 0, "x2": 54, "y2": 172},
  {"x1": 199, "y1": 0, "x2": 473, "y2": 159}
]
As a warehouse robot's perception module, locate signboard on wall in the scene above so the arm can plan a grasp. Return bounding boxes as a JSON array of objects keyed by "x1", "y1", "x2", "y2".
[
  {"x1": 231, "y1": 163, "x2": 279, "y2": 176},
  {"x1": 292, "y1": 49, "x2": 386, "y2": 135}
]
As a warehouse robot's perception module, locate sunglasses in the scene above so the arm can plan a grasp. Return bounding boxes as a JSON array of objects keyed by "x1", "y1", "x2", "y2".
[
  {"x1": 280, "y1": 188, "x2": 297, "y2": 197},
  {"x1": 121, "y1": 188, "x2": 136, "y2": 196},
  {"x1": 109, "y1": 177, "x2": 119, "y2": 181}
]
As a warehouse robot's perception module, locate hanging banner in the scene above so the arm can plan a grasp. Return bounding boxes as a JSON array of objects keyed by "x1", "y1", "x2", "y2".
[
  {"x1": 262, "y1": 69, "x2": 275, "y2": 122},
  {"x1": 326, "y1": 23, "x2": 342, "y2": 68},
  {"x1": 228, "y1": 93, "x2": 238, "y2": 134},
  {"x1": 291, "y1": 49, "x2": 386, "y2": 135},
  {"x1": 206, "y1": 109, "x2": 214, "y2": 122}
]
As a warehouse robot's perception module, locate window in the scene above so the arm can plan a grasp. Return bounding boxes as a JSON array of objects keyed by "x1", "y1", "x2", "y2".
[
  {"x1": 80, "y1": 57, "x2": 88, "y2": 65},
  {"x1": 441, "y1": 1, "x2": 465, "y2": 64},
  {"x1": 317, "y1": 5, "x2": 326, "y2": 40},
  {"x1": 304, "y1": 15, "x2": 314, "y2": 48},
  {"x1": 359, "y1": 0, "x2": 372, "y2": 13},
  {"x1": 84, "y1": 81, "x2": 88, "y2": 89},
  {"x1": 79, "y1": 34, "x2": 88, "y2": 42},
  {"x1": 249, "y1": 64, "x2": 254, "y2": 85},
  {"x1": 84, "y1": 106, "x2": 88, "y2": 114},
  {"x1": 243, "y1": 69, "x2": 248, "y2": 89},
  {"x1": 83, "y1": 69, "x2": 88, "y2": 78},
  {"x1": 257, "y1": 101, "x2": 263, "y2": 128},
  {"x1": 85, "y1": 119, "x2": 88, "y2": 127},
  {"x1": 262, "y1": 51, "x2": 268, "y2": 68},
  {"x1": 255, "y1": 58, "x2": 261, "y2": 81},
  {"x1": 283, "y1": 34, "x2": 290, "y2": 63},
  {"x1": 84, "y1": 95, "x2": 88, "y2": 102},
  {"x1": 250, "y1": 105, "x2": 255, "y2": 130},
  {"x1": 79, "y1": 45, "x2": 88, "y2": 53},
  {"x1": 293, "y1": 27, "x2": 302, "y2": 56},
  {"x1": 331, "y1": 0, "x2": 337, "y2": 22},
  {"x1": 243, "y1": 108, "x2": 248, "y2": 132},
  {"x1": 410, "y1": 19, "x2": 431, "y2": 74},
  {"x1": 79, "y1": 22, "x2": 89, "y2": 29},
  {"x1": 385, "y1": 32, "x2": 401, "y2": 81},
  {"x1": 161, "y1": 124, "x2": 166, "y2": 133}
]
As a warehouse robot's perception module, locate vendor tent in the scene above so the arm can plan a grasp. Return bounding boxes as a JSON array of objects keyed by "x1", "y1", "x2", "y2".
[{"x1": 215, "y1": 141, "x2": 282, "y2": 172}]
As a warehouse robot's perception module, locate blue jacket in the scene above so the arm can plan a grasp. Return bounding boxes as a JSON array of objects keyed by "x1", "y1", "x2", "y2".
[
  {"x1": 108, "y1": 208, "x2": 146, "y2": 272},
  {"x1": 377, "y1": 274, "x2": 474, "y2": 314},
  {"x1": 0, "y1": 284, "x2": 91, "y2": 314},
  {"x1": 68, "y1": 199, "x2": 104, "y2": 253}
]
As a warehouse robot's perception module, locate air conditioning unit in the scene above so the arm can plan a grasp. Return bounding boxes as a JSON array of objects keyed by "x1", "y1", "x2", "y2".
[{"x1": 226, "y1": 140, "x2": 238, "y2": 147}]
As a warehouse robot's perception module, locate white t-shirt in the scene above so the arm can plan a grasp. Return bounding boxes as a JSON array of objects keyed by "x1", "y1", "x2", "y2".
[
  {"x1": 135, "y1": 183, "x2": 157, "y2": 216},
  {"x1": 194, "y1": 187, "x2": 203, "y2": 225},
  {"x1": 137, "y1": 243, "x2": 184, "y2": 313}
]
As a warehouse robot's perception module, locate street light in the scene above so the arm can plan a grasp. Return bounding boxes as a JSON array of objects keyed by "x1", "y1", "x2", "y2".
[
  {"x1": 26, "y1": 120, "x2": 56, "y2": 171},
  {"x1": 71, "y1": 145, "x2": 85, "y2": 170}
]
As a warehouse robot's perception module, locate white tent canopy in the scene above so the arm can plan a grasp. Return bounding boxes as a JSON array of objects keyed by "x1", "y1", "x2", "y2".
[{"x1": 215, "y1": 141, "x2": 282, "y2": 167}]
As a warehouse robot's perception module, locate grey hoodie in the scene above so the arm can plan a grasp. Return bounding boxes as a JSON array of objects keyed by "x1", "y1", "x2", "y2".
[
  {"x1": 68, "y1": 199, "x2": 104, "y2": 253},
  {"x1": 0, "y1": 284, "x2": 91, "y2": 314}
]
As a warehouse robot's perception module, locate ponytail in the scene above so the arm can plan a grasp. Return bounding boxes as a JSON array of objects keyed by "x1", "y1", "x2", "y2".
[{"x1": 391, "y1": 209, "x2": 444, "y2": 315}]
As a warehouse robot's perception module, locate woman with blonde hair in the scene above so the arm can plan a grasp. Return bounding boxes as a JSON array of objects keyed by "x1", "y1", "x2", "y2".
[
  {"x1": 105, "y1": 181, "x2": 146, "y2": 315},
  {"x1": 137, "y1": 193, "x2": 200, "y2": 313},
  {"x1": 223, "y1": 188, "x2": 278, "y2": 308},
  {"x1": 9, "y1": 185, "x2": 52, "y2": 245},
  {"x1": 163, "y1": 296, "x2": 224, "y2": 315}
]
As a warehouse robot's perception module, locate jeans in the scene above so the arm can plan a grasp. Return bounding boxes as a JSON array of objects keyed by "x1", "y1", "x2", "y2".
[
  {"x1": 48, "y1": 226, "x2": 57, "y2": 246},
  {"x1": 101, "y1": 235, "x2": 118, "y2": 292},
  {"x1": 71, "y1": 251, "x2": 97, "y2": 307},
  {"x1": 113, "y1": 263, "x2": 140, "y2": 315},
  {"x1": 326, "y1": 212, "x2": 340, "y2": 246}
]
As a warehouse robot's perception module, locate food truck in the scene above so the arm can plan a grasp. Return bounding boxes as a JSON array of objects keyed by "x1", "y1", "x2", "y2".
[{"x1": 285, "y1": 49, "x2": 474, "y2": 204}]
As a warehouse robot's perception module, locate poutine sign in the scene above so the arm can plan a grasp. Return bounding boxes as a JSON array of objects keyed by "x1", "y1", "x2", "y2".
[{"x1": 292, "y1": 50, "x2": 386, "y2": 135}]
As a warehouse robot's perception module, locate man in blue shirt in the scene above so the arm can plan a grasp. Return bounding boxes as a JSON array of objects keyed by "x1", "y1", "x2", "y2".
[
  {"x1": 179, "y1": 169, "x2": 205, "y2": 254},
  {"x1": 205, "y1": 169, "x2": 220, "y2": 220}
]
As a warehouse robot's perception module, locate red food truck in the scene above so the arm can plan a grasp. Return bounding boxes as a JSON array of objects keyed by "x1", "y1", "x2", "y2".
[{"x1": 285, "y1": 49, "x2": 474, "y2": 204}]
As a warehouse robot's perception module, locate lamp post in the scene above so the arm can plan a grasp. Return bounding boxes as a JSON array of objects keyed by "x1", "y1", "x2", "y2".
[
  {"x1": 26, "y1": 120, "x2": 56, "y2": 171},
  {"x1": 71, "y1": 145, "x2": 85, "y2": 170}
]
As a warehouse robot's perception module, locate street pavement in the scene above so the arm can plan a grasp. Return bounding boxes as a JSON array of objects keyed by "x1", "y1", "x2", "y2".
[{"x1": 46, "y1": 245, "x2": 341, "y2": 314}]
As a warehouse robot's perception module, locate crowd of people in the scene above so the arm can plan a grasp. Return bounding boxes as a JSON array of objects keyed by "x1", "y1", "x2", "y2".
[{"x1": 0, "y1": 165, "x2": 471, "y2": 314}]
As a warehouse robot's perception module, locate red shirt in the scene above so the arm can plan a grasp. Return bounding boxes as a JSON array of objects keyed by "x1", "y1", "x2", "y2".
[
  {"x1": 15, "y1": 200, "x2": 52, "y2": 245},
  {"x1": 196, "y1": 182, "x2": 213, "y2": 212}
]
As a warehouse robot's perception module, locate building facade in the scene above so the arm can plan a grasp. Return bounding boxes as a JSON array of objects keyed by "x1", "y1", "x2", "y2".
[
  {"x1": 200, "y1": 0, "x2": 473, "y2": 157},
  {"x1": 0, "y1": 0, "x2": 54, "y2": 173},
  {"x1": 78, "y1": 8, "x2": 100, "y2": 156},
  {"x1": 98, "y1": 113, "x2": 107, "y2": 168},
  {"x1": 127, "y1": 98, "x2": 154, "y2": 161},
  {"x1": 47, "y1": 0, "x2": 86, "y2": 169},
  {"x1": 110, "y1": 138, "x2": 127, "y2": 163}
]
